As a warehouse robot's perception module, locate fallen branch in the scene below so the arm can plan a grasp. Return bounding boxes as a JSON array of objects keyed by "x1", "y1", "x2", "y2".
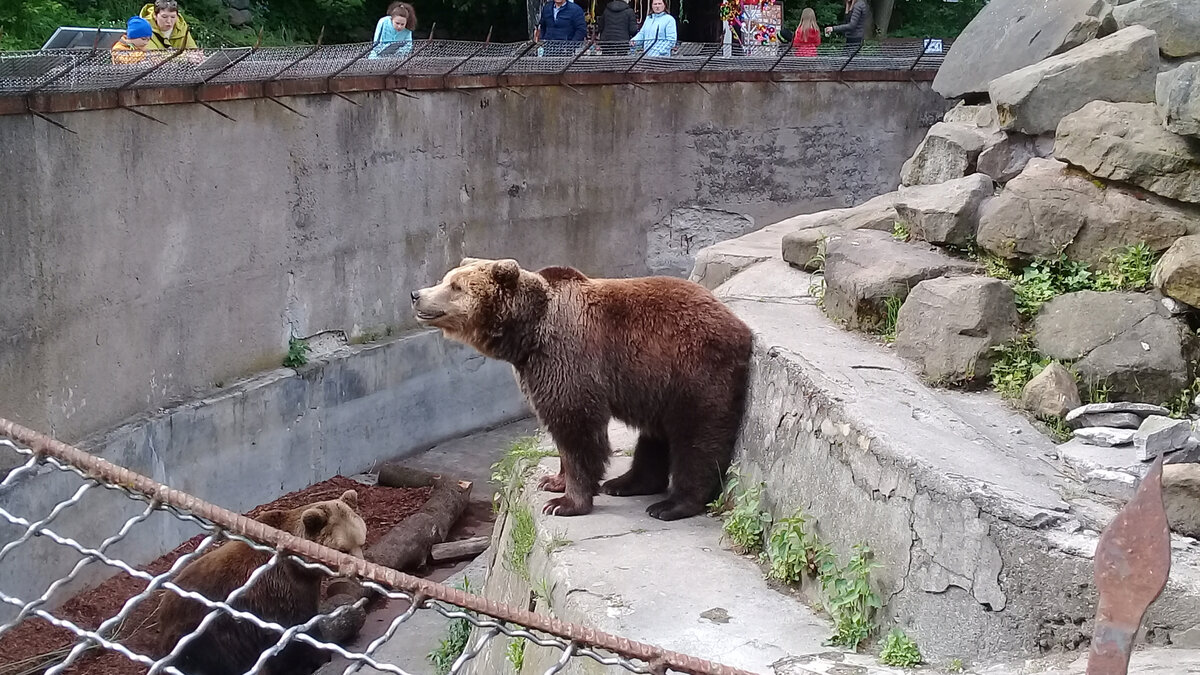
[
  {"x1": 430, "y1": 536, "x2": 490, "y2": 563},
  {"x1": 365, "y1": 478, "x2": 473, "y2": 574},
  {"x1": 376, "y1": 464, "x2": 444, "y2": 488}
]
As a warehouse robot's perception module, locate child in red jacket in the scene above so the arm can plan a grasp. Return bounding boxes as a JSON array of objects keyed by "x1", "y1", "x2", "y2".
[{"x1": 792, "y1": 7, "x2": 821, "y2": 56}]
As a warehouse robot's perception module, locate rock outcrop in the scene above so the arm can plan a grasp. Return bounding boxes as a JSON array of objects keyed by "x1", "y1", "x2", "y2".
[
  {"x1": 1157, "y1": 62, "x2": 1200, "y2": 138},
  {"x1": 893, "y1": 174, "x2": 994, "y2": 247},
  {"x1": 976, "y1": 158, "x2": 1192, "y2": 264},
  {"x1": 990, "y1": 25, "x2": 1160, "y2": 135},
  {"x1": 900, "y1": 123, "x2": 1003, "y2": 186},
  {"x1": 1113, "y1": 0, "x2": 1200, "y2": 58},
  {"x1": 1152, "y1": 234, "x2": 1200, "y2": 307},
  {"x1": 1054, "y1": 101, "x2": 1200, "y2": 204}
]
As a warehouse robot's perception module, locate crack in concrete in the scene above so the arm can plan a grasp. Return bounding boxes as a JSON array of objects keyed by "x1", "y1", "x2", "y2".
[{"x1": 576, "y1": 528, "x2": 669, "y2": 543}]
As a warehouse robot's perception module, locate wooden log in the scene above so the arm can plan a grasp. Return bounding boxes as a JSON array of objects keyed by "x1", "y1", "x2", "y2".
[
  {"x1": 365, "y1": 478, "x2": 473, "y2": 573},
  {"x1": 430, "y1": 536, "x2": 490, "y2": 563},
  {"x1": 376, "y1": 463, "x2": 444, "y2": 488}
]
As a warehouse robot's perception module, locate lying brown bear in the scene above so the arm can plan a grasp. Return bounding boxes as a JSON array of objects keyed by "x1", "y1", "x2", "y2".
[
  {"x1": 412, "y1": 258, "x2": 753, "y2": 521},
  {"x1": 153, "y1": 490, "x2": 367, "y2": 675}
]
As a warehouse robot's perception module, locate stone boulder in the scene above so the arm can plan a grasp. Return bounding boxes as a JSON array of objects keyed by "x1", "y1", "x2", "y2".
[
  {"x1": 932, "y1": 0, "x2": 1116, "y2": 99},
  {"x1": 1158, "y1": 62, "x2": 1200, "y2": 138},
  {"x1": 1055, "y1": 101, "x2": 1200, "y2": 204},
  {"x1": 977, "y1": 133, "x2": 1055, "y2": 184},
  {"x1": 894, "y1": 276, "x2": 1019, "y2": 384},
  {"x1": 1113, "y1": 0, "x2": 1200, "y2": 58},
  {"x1": 1163, "y1": 462, "x2": 1200, "y2": 538},
  {"x1": 893, "y1": 174, "x2": 994, "y2": 248},
  {"x1": 1152, "y1": 234, "x2": 1200, "y2": 307},
  {"x1": 1134, "y1": 415, "x2": 1194, "y2": 461},
  {"x1": 779, "y1": 193, "x2": 901, "y2": 270},
  {"x1": 1021, "y1": 361, "x2": 1083, "y2": 418},
  {"x1": 1034, "y1": 291, "x2": 1194, "y2": 403},
  {"x1": 990, "y1": 25, "x2": 1160, "y2": 136},
  {"x1": 942, "y1": 103, "x2": 997, "y2": 128},
  {"x1": 900, "y1": 122, "x2": 1004, "y2": 187},
  {"x1": 822, "y1": 230, "x2": 978, "y2": 331},
  {"x1": 1074, "y1": 427, "x2": 1136, "y2": 446},
  {"x1": 976, "y1": 158, "x2": 1192, "y2": 265}
]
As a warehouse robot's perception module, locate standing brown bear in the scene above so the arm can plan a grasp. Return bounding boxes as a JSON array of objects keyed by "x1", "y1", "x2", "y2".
[
  {"x1": 153, "y1": 490, "x2": 367, "y2": 675},
  {"x1": 412, "y1": 257, "x2": 753, "y2": 521}
]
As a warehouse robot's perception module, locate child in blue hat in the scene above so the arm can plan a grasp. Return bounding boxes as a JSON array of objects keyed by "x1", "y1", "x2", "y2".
[{"x1": 112, "y1": 16, "x2": 154, "y2": 64}]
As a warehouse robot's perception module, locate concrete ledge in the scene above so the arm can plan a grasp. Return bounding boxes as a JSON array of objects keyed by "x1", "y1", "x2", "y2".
[
  {"x1": 705, "y1": 254, "x2": 1200, "y2": 662},
  {"x1": 465, "y1": 424, "x2": 835, "y2": 675},
  {"x1": 0, "y1": 329, "x2": 528, "y2": 620}
]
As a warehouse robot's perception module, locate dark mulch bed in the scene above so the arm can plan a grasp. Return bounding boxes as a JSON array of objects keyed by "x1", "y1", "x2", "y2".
[{"x1": 0, "y1": 476, "x2": 431, "y2": 675}]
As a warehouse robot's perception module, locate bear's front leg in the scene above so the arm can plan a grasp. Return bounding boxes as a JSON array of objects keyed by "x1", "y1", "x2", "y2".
[
  {"x1": 541, "y1": 419, "x2": 609, "y2": 517},
  {"x1": 537, "y1": 471, "x2": 567, "y2": 493}
]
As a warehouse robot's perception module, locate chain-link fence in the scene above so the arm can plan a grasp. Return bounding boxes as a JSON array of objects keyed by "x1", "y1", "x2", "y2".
[
  {"x1": 0, "y1": 37, "x2": 950, "y2": 100},
  {"x1": 0, "y1": 417, "x2": 754, "y2": 675}
]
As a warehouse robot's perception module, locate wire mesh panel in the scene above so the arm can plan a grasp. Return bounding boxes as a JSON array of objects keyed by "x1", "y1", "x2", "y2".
[{"x1": 0, "y1": 420, "x2": 755, "y2": 675}]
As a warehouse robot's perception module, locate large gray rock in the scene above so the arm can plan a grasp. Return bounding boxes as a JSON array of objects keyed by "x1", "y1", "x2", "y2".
[
  {"x1": 1158, "y1": 62, "x2": 1200, "y2": 138},
  {"x1": 1021, "y1": 361, "x2": 1083, "y2": 418},
  {"x1": 1152, "y1": 234, "x2": 1200, "y2": 307},
  {"x1": 976, "y1": 158, "x2": 1192, "y2": 265},
  {"x1": 1163, "y1": 462, "x2": 1200, "y2": 538},
  {"x1": 900, "y1": 123, "x2": 1003, "y2": 187},
  {"x1": 1113, "y1": 0, "x2": 1200, "y2": 58},
  {"x1": 1134, "y1": 415, "x2": 1194, "y2": 461},
  {"x1": 990, "y1": 25, "x2": 1160, "y2": 135},
  {"x1": 894, "y1": 276, "x2": 1019, "y2": 384},
  {"x1": 932, "y1": 0, "x2": 1116, "y2": 99},
  {"x1": 977, "y1": 133, "x2": 1055, "y2": 184},
  {"x1": 1054, "y1": 101, "x2": 1200, "y2": 204},
  {"x1": 1074, "y1": 427, "x2": 1136, "y2": 446},
  {"x1": 779, "y1": 192, "x2": 900, "y2": 269},
  {"x1": 1065, "y1": 401, "x2": 1172, "y2": 421},
  {"x1": 942, "y1": 103, "x2": 997, "y2": 128},
  {"x1": 1034, "y1": 291, "x2": 1194, "y2": 403},
  {"x1": 893, "y1": 174, "x2": 994, "y2": 247},
  {"x1": 822, "y1": 230, "x2": 978, "y2": 331}
]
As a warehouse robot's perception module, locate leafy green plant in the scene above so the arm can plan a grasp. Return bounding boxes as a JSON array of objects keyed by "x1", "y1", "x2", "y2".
[
  {"x1": 879, "y1": 296, "x2": 904, "y2": 344},
  {"x1": 764, "y1": 514, "x2": 818, "y2": 584},
  {"x1": 506, "y1": 505, "x2": 537, "y2": 581},
  {"x1": 1011, "y1": 254, "x2": 1094, "y2": 317},
  {"x1": 824, "y1": 543, "x2": 882, "y2": 651},
  {"x1": 1166, "y1": 377, "x2": 1200, "y2": 419},
  {"x1": 947, "y1": 658, "x2": 967, "y2": 673},
  {"x1": 490, "y1": 437, "x2": 556, "y2": 511},
  {"x1": 892, "y1": 221, "x2": 910, "y2": 242},
  {"x1": 283, "y1": 337, "x2": 310, "y2": 368},
  {"x1": 989, "y1": 336, "x2": 1050, "y2": 399},
  {"x1": 1093, "y1": 243, "x2": 1159, "y2": 292},
  {"x1": 1088, "y1": 378, "x2": 1112, "y2": 405},
  {"x1": 721, "y1": 481, "x2": 771, "y2": 555},
  {"x1": 880, "y1": 628, "x2": 923, "y2": 667},
  {"x1": 1039, "y1": 415, "x2": 1073, "y2": 443},
  {"x1": 429, "y1": 579, "x2": 474, "y2": 674},
  {"x1": 506, "y1": 637, "x2": 526, "y2": 671}
]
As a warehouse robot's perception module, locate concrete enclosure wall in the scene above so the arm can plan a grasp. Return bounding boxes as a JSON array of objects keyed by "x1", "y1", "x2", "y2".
[{"x1": 0, "y1": 80, "x2": 945, "y2": 445}]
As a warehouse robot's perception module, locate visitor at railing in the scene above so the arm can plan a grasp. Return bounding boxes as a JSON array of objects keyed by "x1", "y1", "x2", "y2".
[
  {"x1": 534, "y1": 0, "x2": 587, "y2": 54},
  {"x1": 791, "y1": 7, "x2": 821, "y2": 57},
  {"x1": 596, "y1": 0, "x2": 638, "y2": 55},
  {"x1": 140, "y1": 0, "x2": 204, "y2": 64},
  {"x1": 370, "y1": 1, "x2": 416, "y2": 58},
  {"x1": 110, "y1": 16, "x2": 155, "y2": 65},
  {"x1": 825, "y1": 0, "x2": 869, "y2": 54},
  {"x1": 631, "y1": 0, "x2": 677, "y2": 57}
]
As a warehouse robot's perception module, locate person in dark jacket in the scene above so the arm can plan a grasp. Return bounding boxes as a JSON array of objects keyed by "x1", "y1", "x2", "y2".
[
  {"x1": 825, "y1": 0, "x2": 869, "y2": 53},
  {"x1": 536, "y1": 0, "x2": 587, "y2": 53},
  {"x1": 596, "y1": 0, "x2": 638, "y2": 54}
]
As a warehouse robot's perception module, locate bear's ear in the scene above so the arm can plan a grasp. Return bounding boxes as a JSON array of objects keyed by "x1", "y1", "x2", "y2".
[
  {"x1": 302, "y1": 506, "x2": 329, "y2": 535},
  {"x1": 339, "y1": 489, "x2": 358, "y2": 510},
  {"x1": 458, "y1": 257, "x2": 488, "y2": 268},
  {"x1": 492, "y1": 259, "x2": 520, "y2": 290}
]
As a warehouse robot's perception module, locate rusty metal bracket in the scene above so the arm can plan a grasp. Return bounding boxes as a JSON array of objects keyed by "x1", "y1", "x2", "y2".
[
  {"x1": 556, "y1": 39, "x2": 596, "y2": 90},
  {"x1": 623, "y1": 38, "x2": 658, "y2": 75},
  {"x1": 117, "y1": 47, "x2": 186, "y2": 91},
  {"x1": 197, "y1": 100, "x2": 235, "y2": 121},
  {"x1": 440, "y1": 41, "x2": 491, "y2": 90},
  {"x1": 324, "y1": 41, "x2": 375, "y2": 102},
  {"x1": 27, "y1": 109, "x2": 77, "y2": 134},
  {"x1": 692, "y1": 45, "x2": 721, "y2": 95},
  {"x1": 1087, "y1": 455, "x2": 1171, "y2": 675}
]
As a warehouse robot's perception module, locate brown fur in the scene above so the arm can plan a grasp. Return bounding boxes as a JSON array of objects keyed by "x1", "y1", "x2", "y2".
[
  {"x1": 153, "y1": 490, "x2": 366, "y2": 675},
  {"x1": 412, "y1": 258, "x2": 753, "y2": 521}
]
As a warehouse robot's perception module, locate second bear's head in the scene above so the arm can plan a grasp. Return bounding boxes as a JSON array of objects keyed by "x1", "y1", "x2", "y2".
[
  {"x1": 412, "y1": 257, "x2": 555, "y2": 360},
  {"x1": 261, "y1": 489, "x2": 368, "y2": 559}
]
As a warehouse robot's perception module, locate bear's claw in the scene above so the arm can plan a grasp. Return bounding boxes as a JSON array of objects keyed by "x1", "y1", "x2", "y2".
[
  {"x1": 537, "y1": 474, "x2": 567, "y2": 493},
  {"x1": 542, "y1": 496, "x2": 592, "y2": 517}
]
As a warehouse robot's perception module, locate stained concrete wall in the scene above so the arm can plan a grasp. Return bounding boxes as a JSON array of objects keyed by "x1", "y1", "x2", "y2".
[
  {"x1": 0, "y1": 80, "x2": 945, "y2": 446},
  {"x1": 0, "y1": 328, "x2": 529, "y2": 621}
]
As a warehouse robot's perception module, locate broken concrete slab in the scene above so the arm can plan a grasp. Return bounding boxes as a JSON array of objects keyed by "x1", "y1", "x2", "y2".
[
  {"x1": 1134, "y1": 415, "x2": 1194, "y2": 461},
  {"x1": 1073, "y1": 427, "x2": 1136, "y2": 446}
]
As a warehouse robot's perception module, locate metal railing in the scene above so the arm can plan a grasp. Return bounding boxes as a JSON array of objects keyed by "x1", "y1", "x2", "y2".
[
  {"x1": 0, "y1": 417, "x2": 753, "y2": 675},
  {"x1": 0, "y1": 37, "x2": 951, "y2": 99}
]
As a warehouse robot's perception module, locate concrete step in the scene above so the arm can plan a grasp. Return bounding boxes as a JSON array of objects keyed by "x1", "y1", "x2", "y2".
[{"x1": 690, "y1": 231, "x2": 1200, "y2": 663}]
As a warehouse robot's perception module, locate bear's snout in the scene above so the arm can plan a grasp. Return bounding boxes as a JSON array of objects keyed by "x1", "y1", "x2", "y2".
[{"x1": 410, "y1": 290, "x2": 421, "y2": 304}]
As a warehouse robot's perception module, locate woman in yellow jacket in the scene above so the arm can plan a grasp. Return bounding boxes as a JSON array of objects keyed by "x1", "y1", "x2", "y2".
[{"x1": 140, "y1": 0, "x2": 200, "y2": 50}]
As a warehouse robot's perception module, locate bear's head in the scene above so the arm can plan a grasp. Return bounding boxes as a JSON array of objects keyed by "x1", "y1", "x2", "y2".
[
  {"x1": 275, "y1": 489, "x2": 367, "y2": 558},
  {"x1": 411, "y1": 257, "x2": 549, "y2": 360}
]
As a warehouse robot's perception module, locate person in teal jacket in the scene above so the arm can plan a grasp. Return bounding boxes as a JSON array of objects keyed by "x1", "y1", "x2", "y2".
[
  {"x1": 370, "y1": 3, "x2": 415, "y2": 58},
  {"x1": 632, "y1": 0, "x2": 677, "y2": 57}
]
